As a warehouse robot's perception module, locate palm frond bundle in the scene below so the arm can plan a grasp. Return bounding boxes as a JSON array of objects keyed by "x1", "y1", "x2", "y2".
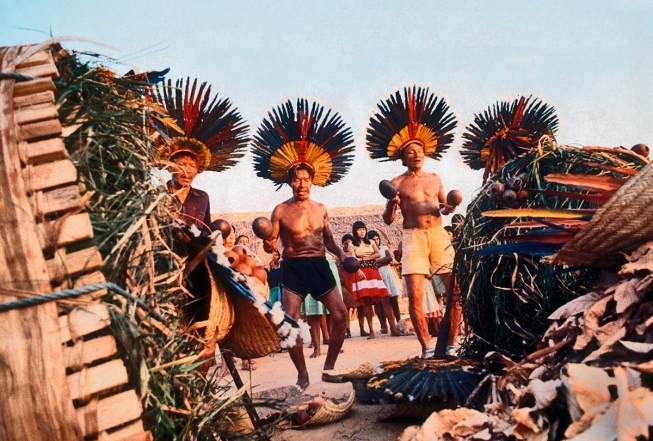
[
  {"x1": 251, "y1": 98, "x2": 355, "y2": 188},
  {"x1": 366, "y1": 85, "x2": 457, "y2": 162},
  {"x1": 455, "y1": 141, "x2": 646, "y2": 360}
]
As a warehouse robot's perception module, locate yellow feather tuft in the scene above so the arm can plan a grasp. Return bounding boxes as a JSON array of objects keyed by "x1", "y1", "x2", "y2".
[
  {"x1": 387, "y1": 124, "x2": 438, "y2": 159},
  {"x1": 270, "y1": 141, "x2": 332, "y2": 186}
]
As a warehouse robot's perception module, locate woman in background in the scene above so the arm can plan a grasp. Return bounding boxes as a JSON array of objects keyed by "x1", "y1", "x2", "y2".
[
  {"x1": 368, "y1": 230, "x2": 402, "y2": 326},
  {"x1": 266, "y1": 250, "x2": 282, "y2": 304},
  {"x1": 346, "y1": 221, "x2": 400, "y2": 338},
  {"x1": 340, "y1": 234, "x2": 367, "y2": 338}
]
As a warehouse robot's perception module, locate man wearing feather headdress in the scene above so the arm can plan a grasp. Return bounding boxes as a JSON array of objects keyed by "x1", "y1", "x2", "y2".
[
  {"x1": 166, "y1": 148, "x2": 211, "y2": 234},
  {"x1": 151, "y1": 77, "x2": 249, "y2": 341},
  {"x1": 367, "y1": 86, "x2": 458, "y2": 357},
  {"x1": 151, "y1": 78, "x2": 249, "y2": 235},
  {"x1": 252, "y1": 99, "x2": 354, "y2": 390}
]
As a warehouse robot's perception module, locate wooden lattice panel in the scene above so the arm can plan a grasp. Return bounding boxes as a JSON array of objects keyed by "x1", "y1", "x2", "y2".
[{"x1": 0, "y1": 44, "x2": 151, "y2": 441}]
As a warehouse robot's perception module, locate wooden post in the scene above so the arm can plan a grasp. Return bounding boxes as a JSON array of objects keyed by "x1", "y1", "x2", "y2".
[
  {"x1": 434, "y1": 272, "x2": 455, "y2": 355},
  {"x1": 222, "y1": 352, "x2": 271, "y2": 441},
  {"x1": 0, "y1": 46, "x2": 84, "y2": 441}
]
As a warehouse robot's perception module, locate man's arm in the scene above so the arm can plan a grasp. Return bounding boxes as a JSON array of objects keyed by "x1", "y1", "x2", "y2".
[
  {"x1": 436, "y1": 174, "x2": 454, "y2": 216},
  {"x1": 323, "y1": 210, "x2": 347, "y2": 261},
  {"x1": 263, "y1": 205, "x2": 281, "y2": 254}
]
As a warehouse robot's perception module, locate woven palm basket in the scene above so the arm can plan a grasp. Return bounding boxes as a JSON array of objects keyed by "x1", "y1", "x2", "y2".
[
  {"x1": 218, "y1": 294, "x2": 281, "y2": 359},
  {"x1": 322, "y1": 362, "x2": 378, "y2": 380},
  {"x1": 204, "y1": 261, "x2": 235, "y2": 341},
  {"x1": 553, "y1": 159, "x2": 653, "y2": 267},
  {"x1": 304, "y1": 390, "x2": 356, "y2": 426}
]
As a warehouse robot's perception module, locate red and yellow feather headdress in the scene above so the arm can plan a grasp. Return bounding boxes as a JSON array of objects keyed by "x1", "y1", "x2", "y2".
[
  {"x1": 150, "y1": 78, "x2": 249, "y2": 173},
  {"x1": 251, "y1": 99, "x2": 355, "y2": 188},
  {"x1": 366, "y1": 86, "x2": 457, "y2": 162}
]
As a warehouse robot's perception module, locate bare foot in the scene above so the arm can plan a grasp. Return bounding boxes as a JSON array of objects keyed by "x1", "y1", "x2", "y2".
[
  {"x1": 297, "y1": 373, "x2": 310, "y2": 392},
  {"x1": 323, "y1": 339, "x2": 330, "y2": 344},
  {"x1": 309, "y1": 349, "x2": 321, "y2": 358},
  {"x1": 367, "y1": 332, "x2": 376, "y2": 340}
]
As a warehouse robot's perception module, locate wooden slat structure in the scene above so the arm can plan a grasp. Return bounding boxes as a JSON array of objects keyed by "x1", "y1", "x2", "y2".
[{"x1": 0, "y1": 44, "x2": 151, "y2": 441}]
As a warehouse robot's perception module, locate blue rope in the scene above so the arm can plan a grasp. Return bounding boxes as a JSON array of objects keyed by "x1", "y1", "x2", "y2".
[
  {"x1": 0, "y1": 282, "x2": 167, "y2": 323},
  {"x1": 0, "y1": 72, "x2": 37, "y2": 82}
]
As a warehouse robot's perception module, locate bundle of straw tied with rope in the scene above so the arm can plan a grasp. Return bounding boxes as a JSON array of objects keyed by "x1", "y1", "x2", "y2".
[{"x1": 46, "y1": 46, "x2": 298, "y2": 440}]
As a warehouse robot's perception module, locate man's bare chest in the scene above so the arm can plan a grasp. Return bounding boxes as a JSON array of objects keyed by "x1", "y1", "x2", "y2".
[
  {"x1": 398, "y1": 177, "x2": 440, "y2": 202},
  {"x1": 280, "y1": 210, "x2": 324, "y2": 234}
]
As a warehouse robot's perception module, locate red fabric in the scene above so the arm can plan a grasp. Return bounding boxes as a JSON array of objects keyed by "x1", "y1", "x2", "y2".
[{"x1": 349, "y1": 268, "x2": 389, "y2": 303}]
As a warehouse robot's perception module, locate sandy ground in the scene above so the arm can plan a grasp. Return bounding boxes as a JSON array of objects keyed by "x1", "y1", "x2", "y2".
[{"x1": 221, "y1": 315, "x2": 429, "y2": 441}]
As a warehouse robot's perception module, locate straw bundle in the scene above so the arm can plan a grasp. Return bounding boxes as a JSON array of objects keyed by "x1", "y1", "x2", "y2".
[
  {"x1": 55, "y1": 48, "x2": 276, "y2": 440},
  {"x1": 456, "y1": 142, "x2": 646, "y2": 360}
]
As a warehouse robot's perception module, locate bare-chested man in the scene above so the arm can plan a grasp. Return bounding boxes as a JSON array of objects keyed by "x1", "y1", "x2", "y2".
[
  {"x1": 264, "y1": 164, "x2": 349, "y2": 390},
  {"x1": 383, "y1": 141, "x2": 455, "y2": 356}
]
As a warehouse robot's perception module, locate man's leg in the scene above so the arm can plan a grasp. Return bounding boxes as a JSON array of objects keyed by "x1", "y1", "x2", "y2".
[
  {"x1": 318, "y1": 287, "x2": 348, "y2": 377},
  {"x1": 447, "y1": 277, "x2": 462, "y2": 347},
  {"x1": 404, "y1": 274, "x2": 430, "y2": 357},
  {"x1": 281, "y1": 288, "x2": 310, "y2": 390},
  {"x1": 307, "y1": 314, "x2": 322, "y2": 358}
]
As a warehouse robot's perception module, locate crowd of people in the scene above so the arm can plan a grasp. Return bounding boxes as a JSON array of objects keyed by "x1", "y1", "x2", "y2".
[{"x1": 159, "y1": 82, "x2": 463, "y2": 390}]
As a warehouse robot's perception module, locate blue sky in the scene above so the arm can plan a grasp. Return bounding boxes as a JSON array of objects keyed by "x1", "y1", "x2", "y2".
[{"x1": 3, "y1": 1, "x2": 652, "y2": 218}]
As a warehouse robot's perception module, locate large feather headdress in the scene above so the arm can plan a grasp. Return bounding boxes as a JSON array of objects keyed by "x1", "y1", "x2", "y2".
[
  {"x1": 366, "y1": 86, "x2": 457, "y2": 162},
  {"x1": 151, "y1": 78, "x2": 249, "y2": 173},
  {"x1": 251, "y1": 99, "x2": 355, "y2": 188},
  {"x1": 460, "y1": 95, "x2": 558, "y2": 181}
]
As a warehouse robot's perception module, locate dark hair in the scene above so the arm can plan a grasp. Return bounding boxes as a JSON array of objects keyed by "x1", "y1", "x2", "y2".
[
  {"x1": 367, "y1": 230, "x2": 380, "y2": 240},
  {"x1": 341, "y1": 233, "x2": 354, "y2": 244},
  {"x1": 352, "y1": 221, "x2": 370, "y2": 247},
  {"x1": 235, "y1": 235, "x2": 249, "y2": 245},
  {"x1": 287, "y1": 163, "x2": 315, "y2": 183}
]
